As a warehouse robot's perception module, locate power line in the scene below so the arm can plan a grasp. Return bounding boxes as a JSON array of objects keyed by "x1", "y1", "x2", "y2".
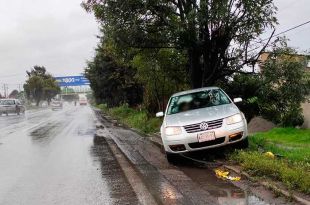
[
  {"x1": 263, "y1": 20, "x2": 310, "y2": 42},
  {"x1": 249, "y1": 19, "x2": 310, "y2": 52},
  {"x1": 0, "y1": 73, "x2": 26, "y2": 78}
]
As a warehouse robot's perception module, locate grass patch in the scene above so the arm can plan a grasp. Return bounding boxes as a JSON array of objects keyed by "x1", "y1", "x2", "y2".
[
  {"x1": 249, "y1": 128, "x2": 310, "y2": 164},
  {"x1": 232, "y1": 127, "x2": 310, "y2": 194},
  {"x1": 233, "y1": 151, "x2": 310, "y2": 194},
  {"x1": 96, "y1": 104, "x2": 162, "y2": 134}
]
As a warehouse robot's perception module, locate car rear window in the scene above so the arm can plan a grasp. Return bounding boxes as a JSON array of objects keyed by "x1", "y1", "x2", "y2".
[{"x1": 0, "y1": 100, "x2": 15, "y2": 105}]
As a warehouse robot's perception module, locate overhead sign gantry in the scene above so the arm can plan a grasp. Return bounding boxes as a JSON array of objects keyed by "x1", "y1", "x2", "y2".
[{"x1": 55, "y1": 76, "x2": 90, "y2": 87}]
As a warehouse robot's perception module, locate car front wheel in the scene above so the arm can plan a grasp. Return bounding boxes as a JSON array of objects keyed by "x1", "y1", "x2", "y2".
[{"x1": 166, "y1": 152, "x2": 181, "y2": 164}]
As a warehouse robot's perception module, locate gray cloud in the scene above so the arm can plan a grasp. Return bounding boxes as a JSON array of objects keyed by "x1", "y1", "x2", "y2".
[
  {"x1": 274, "y1": 0, "x2": 310, "y2": 51},
  {"x1": 0, "y1": 0, "x2": 99, "y2": 91}
]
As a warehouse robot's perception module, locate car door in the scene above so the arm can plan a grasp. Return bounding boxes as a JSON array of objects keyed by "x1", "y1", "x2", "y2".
[
  {"x1": 16, "y1": 100, "x2": 24, "y2": 112},
  {"x1": 8, "y1": 100, "x2": 16, "y2": 112}
]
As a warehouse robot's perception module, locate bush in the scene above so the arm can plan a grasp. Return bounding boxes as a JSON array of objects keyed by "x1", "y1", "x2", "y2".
[
  {"x1": 99, "y1": 104, "x2": 162, "y2": 134},
  {"x1": 220, "y1": 74, "x2": 261, "y2": 121},
  {"x1": 97, "y1": 104, "x2": 108, "y2": 112},
  {"x1": 258, "y1": 45, "x2": 310, "y2": 126},
  {"x1": 280, "y1": 106, "x2": 304, "y2": 127}
]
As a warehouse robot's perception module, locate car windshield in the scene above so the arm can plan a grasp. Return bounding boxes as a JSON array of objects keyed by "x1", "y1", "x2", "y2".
[
  {"x1": 0, "y1": 100, "x2": 15, "y2": 105},
  {"x1": 167, "y1": 89, "x2": 231, "y2": 115}
]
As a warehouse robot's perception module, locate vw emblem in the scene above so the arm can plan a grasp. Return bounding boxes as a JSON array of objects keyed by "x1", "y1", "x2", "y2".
[{"x1": 200, "y1": 122, "x2": 209, "y2": 131}]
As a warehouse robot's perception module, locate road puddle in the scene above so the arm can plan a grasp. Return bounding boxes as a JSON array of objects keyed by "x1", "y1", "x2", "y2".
[
  {"x1": 176, "y1": 148, "x2": 272, "y2": 205},
  {"x1": 180, "y1": 164, "x2": 270, "y2": 205}
]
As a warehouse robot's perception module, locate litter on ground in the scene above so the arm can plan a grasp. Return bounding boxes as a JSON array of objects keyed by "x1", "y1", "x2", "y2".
[{"x1": 214, "y1": 169, "x2": 241, "y2": 181}]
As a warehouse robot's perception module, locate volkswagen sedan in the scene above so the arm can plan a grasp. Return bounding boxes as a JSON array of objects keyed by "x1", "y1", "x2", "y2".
[{"x1": 156, "y1": 87, "x2": 248, "y2": 163}]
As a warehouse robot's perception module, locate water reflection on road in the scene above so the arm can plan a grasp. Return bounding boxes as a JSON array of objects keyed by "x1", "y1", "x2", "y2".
[{"x1": 0, "y1": 106, "x2": 138, "y2": 205}]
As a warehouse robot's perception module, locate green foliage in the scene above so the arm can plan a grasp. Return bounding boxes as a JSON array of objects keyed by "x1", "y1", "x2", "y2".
[
  {"x1": 220, "y1": 74, "x2": 261, "y2": 121},
  {"x1": 233, "y1": 151, "x2": 310, "y2": 194},
  {"x1": 221, "y1": 41, "x2": 310, "y2": 126},
  {"x1": 23, "y1": 66, "x2": 60, "y2": 106},
  {"x1": 132, "y1": 49, "x2": 189, "y2": 112},
  {"x1": 233, "y1": 128, "x2": 310, "y2": 194},
  {"x1": 83, "y1": 0, "x2": 278, "y2": 88},
  {"x1": 97, "y1": 104, "x2": 162, "y2": 134},
  {"x1": 83, "y1": 1, "x2": 308, "y2": 126},
  {"x1": 259, "y1": 45, "x2": 310, "y2": 126},
  {"x1": 85, "y1": 43, "x2": 143, "y2": 107}
]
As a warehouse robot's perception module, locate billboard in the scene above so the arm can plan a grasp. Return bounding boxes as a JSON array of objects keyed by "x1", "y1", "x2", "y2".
[{"x1": 55, "y1": 76, "x2": 90, "y2": 87}]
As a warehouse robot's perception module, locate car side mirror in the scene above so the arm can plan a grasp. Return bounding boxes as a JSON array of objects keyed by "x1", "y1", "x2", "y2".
[
  {"x1": 156, "y1": 112, "x2": 164, "y2": 118},
  {"x1": 233, "y1": 98, "x2": 242, "y2": 103}
]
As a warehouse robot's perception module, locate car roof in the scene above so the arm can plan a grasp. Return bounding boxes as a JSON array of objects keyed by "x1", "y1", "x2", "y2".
[
  {"x1": 0, "y1": 98, "x2": 17, "y2": 101},
  {"x1": 171, "y1": 86, "x2": 221, "y2": 97}
]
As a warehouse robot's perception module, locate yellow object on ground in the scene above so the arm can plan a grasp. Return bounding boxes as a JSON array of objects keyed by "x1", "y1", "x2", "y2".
[
  {"x1": 214, "y1": 169, "x2": 241, "y2": 181},
  {"x1": 264, "y1": 151, "x2": 275, "y2": 159}
]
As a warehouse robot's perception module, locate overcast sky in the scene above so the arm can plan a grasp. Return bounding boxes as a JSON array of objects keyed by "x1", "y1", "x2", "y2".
[
  {"x1": 0, "y1": 0, "x2": 309, "y2": 92},
  {"x1": 0, "y1": 0, "x2": 99, "y2": 91}
]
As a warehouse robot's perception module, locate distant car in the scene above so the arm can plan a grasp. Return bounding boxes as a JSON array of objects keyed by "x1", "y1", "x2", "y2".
[
  {"x1": 79, "y1": 98, "x2": 87, "y2": 106},
  {"x1": 156, "y1": 87, "x2": 248, "y2": 163},
  {"x1": 0, "y1": 99, "x2": 25, "y2": 116},
  {"x1": 51, "y1": 100, "x2": 63, "y2": 110}
]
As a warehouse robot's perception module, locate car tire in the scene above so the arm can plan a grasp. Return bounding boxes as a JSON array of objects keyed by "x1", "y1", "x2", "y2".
[
  {"x1": 166, "y1": 152, "x2": 180, "y2": 164},
  {"x1": 236, "y1": 137, "x2": 249, "y2": 149}
]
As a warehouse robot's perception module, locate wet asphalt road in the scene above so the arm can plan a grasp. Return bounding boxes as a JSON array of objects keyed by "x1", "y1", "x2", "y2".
[
  {"x1": 0, "y1": 106, "x2": 138, "y2": 205},
  {"x1": 0, "y1": 106, "x2": 297, "y2": 205}
]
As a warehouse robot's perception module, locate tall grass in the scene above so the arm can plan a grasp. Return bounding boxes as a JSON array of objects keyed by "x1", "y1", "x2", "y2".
[
  {"x1": 233, "y1": 127, "x2": 310, "y2": 194},
  {"x1": 233, "y1": 151, "x2": 310, "y2": 194},
  {"x1": 97, "y1": 104, "x2": 162, "y2": 134}
]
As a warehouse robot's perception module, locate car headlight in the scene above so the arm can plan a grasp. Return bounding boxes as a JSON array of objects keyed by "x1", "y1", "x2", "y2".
[
  {"x1": 165, "y1": 127, "x2": 182, "y2": 136},
  {"x1": 226, "y1": 114, "x2": 243, "y2": 125}
]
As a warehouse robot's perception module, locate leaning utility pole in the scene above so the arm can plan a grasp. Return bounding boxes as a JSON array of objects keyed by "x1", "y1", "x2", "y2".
[{"x1": 3, "y1": 84, "x2": 8, "y2": 98}]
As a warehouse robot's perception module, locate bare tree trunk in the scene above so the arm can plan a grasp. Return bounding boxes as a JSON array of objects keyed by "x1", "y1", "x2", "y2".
[
  {"x1": 188, "y1": 47, "x2": 203, "y2": 88},
  {"x1": 36, "y1": 98, "x2": 40, "y2": 107}
]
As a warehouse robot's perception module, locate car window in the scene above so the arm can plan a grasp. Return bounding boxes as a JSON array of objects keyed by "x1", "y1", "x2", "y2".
[
  {"x1": 167, "y1": 89, "x2": 231, "y2": 115},
  {"x1": 0, "y1": 100, "x2": 16, "y2": 105}
]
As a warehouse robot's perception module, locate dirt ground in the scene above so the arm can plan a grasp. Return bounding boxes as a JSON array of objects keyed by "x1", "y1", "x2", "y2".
[{"x1": 248, "y1": 116, "x2": 275, "y2": 134}]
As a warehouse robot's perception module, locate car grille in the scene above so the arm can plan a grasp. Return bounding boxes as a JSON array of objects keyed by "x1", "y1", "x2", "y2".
[
  {"x1": 184, "y1": 119, "x2": 223, "y2": 133},
  {"x1": 188, "y1": 137, "x2": 226, "y2": 148}
]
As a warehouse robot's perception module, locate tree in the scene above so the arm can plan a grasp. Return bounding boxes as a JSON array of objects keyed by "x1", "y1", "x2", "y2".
[
  {"x1": 43, "y1": 78, "x2": 61, "y2": 105},
  {"x1": 24, "y1": 76, "x2": 45, "y2": 106},
  {"x1": 24, "y1": 66, "x2": 60, "y2": 106},
  {"x1": 132, "y1": 48, "x2": 189, "y2": 112},
  {"x1": 26, "y1": 65, "x2": 48, "y2": 77},
  {"x1": 9, "y1": 90, "x2": 19, "y2": 99},
  {"x1": 85, "y1": 44, "x2": 143, "y2": 107},
  {"x1": 258, "y1": 44, "x2": 310, "y2": 126},
  {"x1": 83, "y1": 0, "x2": 277, "y2": 88}
]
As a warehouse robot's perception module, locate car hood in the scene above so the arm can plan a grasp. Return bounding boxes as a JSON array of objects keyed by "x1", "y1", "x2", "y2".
[{"x1": 164, "y1": 103, "x2": 240, "y2": 126}]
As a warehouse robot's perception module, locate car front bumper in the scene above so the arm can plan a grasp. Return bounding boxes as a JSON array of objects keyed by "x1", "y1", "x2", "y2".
[{"x1": 162, "y1": 120, "x2": 248, "y2": 153}]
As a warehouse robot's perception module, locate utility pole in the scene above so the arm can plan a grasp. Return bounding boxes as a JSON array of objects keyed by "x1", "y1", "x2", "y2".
[
  {"x1": 2, "y1": 84, "x2": 6, "y2": 98},
  {"x1": 4, "y1": 84, "x2": 8, "y2": 98}
]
